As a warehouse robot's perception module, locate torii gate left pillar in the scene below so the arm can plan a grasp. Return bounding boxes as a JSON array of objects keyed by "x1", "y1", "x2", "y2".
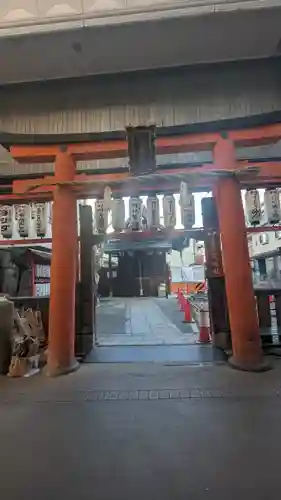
[{"x1": 46, "y1": 149, "x2": 79, "y2": 376}]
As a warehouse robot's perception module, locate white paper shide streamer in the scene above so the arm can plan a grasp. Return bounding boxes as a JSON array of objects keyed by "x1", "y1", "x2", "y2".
[
  {"x1": 244, "y1": 189, "x2": 262, "y2": 225},
  {"x1": 0, "y1": 205, "x2": 13, "y2": 238},
  {"x1": 163, "y1": 195, "x2": 176, "y2": 228},
  {"x1": 264, "y1": 188, "x2": 281, "y2": 224}
]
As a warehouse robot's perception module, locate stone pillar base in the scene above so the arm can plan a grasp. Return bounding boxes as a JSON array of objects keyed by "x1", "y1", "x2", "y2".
[
  {"x1": 44, "y1": 359, "x2": 80, "y2": 377},
  {"x1": 212, "y1": 331, "x2": 231, "y2": 351},
  {"x1": 228, "y1": 355, "x2": 271, "y2": 372}
]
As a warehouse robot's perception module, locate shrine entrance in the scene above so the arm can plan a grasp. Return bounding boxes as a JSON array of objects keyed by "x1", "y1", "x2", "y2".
[
  {"x1": 4, "y1": 121, "x2": 281, "y2": 373},
  {"x1": 99, "y1": 249, "x2": 168, "y2": 298}
]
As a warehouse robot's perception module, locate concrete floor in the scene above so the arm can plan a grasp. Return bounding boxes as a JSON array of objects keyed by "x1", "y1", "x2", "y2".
[
  {"x1": 87, "y1": 344, "x2": 225, "y2": 363},
  {"x1": 1, "y1": 361, "x2": 281, "y2": 499}
]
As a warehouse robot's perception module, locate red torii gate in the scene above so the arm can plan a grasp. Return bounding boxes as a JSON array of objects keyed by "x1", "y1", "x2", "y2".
[{"x1": 7, "y1": 123, "x2": 281, "y2": 374}]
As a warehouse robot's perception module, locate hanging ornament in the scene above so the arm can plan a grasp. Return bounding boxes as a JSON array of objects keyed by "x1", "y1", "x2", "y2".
[
  {"x1": 35, "y1": 203, "x2": 47, "y2": 237},
  {"x1": 112, "y1": 198, "x2": 125, "y2": 232},
  {"x1": 0, "y1": 205, "x2": 13, "y2": 238},
  {"x1": 95, "y1": 199, "x2": 108, "y2": 233},
  {"x1": 163, "y1": 195, "x2": 176, "y2": 228},
  {"x1": 244, "y1": 189, "x2": 262, "y2": 225},
  {"x1": 147, "y1": 196, "x2": 160, "y2": 228},
  {"x1": 179, "y1": 182, "x2": 195, "y2": 229},
  {"x1": 129, "y1": 197, "x2": 142, "y2": 231},
  {"x1": 17, "y1": 205, "x2": 30, "y2": 237},
  {"x1": 264, "y1": 188, "x2": 281, "y2": 224}
]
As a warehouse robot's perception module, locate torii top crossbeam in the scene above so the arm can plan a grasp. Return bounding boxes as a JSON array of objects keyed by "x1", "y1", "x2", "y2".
[
  {"x1": 1, "y1": 120, "x2": 281, "y2": 202},
  {"x1": 9, "y1": 123, "x2": 281, "y2": 163}
]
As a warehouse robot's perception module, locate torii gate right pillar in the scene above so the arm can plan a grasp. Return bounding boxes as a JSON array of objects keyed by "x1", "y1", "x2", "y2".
[{"x1": 213, "y1": 137, "x2": 269, "y2": 371}]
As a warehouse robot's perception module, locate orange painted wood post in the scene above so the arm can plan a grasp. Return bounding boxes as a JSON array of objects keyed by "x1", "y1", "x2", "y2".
[
  {"x1": 213, "y1": 137, "x2": 269, "y2": 371},
  {"x1": 46, "y1": 149, "x2": 79, "y2": 376}
]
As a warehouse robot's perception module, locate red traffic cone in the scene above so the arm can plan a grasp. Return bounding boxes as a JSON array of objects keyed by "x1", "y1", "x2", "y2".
[
  {"x1": 183, "y1": 299, "x2": 192, "y2": 323},
  {"x1": 180, "y1": 292, "x2": 185, "y2": 311},
  {"x1": 198, "y1": 306, "x2": 210, "y2": 343}
]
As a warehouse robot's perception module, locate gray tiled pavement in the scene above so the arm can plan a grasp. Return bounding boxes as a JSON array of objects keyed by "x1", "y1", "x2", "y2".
[
  {"x1": 1, "y1": 362, "x2": 281, "y2": 499},
  {"x1": 96, "y1": 297, "x2": 198, "y2": 346}
]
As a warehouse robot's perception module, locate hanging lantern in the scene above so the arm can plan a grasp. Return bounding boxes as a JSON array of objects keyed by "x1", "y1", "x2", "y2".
[
  {"x1": 179, "y1": 182, "x2": 195, "y2": 229},
  {"x1": 35, "y1": 203, "x2": 47, "y2": 237},
  {"x1": 180, "y1": 181, "x2": 189, "y2": 205},
  {"x1": 147, "y1": 196, "x2": 160, "y2": 228},
  {"x1": 129, "y1": 197, "x2": 142, "y2": 231},
  {"x1": 103, "y1": 185, "x2": 112, "y2": 210},
  {"x1": 0, "y1": 205, "x2": 13, "y2": 238},
  {"x1": 163, "y1": 195, "x2": 176, "y2": 228},
  {"x1": 17, "y1": 205, "x2": 30, "y2": 237},
  {"x1": 244, "y1": 189, "x2": 262, "y2": 225},
  {"x1": 264, "y1": 188, "x2": 281, "y2": 224},
  {"x1": 112, "y1": 198, "x2": 125, "y2": 232},
  {"x1": 14, "y1": 205, "x2": 20, "y2": 221},
  {"x1": 48, "y1": 202, "x2": 53, "y2": 224},
  {"x1": 31, "y1": 203, "x2": 37, "y2": 220},
  {"x1": 181, "y1": 196, "x2": 195, "y2": 229},
  {"x1": 95, "y1": 199, "x2": 108, "y2": 233},
  {"x1": 127, "y1": 126, "x2": 156, "y2": 175}
]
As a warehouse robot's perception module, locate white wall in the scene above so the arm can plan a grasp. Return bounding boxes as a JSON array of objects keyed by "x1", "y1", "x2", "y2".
[
  {"x1": 0, "y1": 0, "x2": 273, "y2": 35},
  {"x1": 167, "y1": 241, "x2": 206, "y2": 283},
  {"x1": 167, "y1": 246, "x2": 195, "y2": 268},
  {"x1": 249, "y1": 231, "x2": 281, "y2": 258}
]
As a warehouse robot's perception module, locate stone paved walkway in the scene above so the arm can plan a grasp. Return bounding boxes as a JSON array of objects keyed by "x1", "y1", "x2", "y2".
[{"x1": 96, "y1": 297, "x2": 198, "y2": 346}]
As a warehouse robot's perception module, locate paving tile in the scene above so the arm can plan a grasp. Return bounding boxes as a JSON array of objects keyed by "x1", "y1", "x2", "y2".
[
  {"x1": 169, "y1": 389, "x2": 181, "y2": 399},
  {"x1": 107, "y1": 391, "x2": 120, "y2": 400},
  {"x1": 190, "y1": 389, "x2": 203, "y2": 398},
  {"x1": 179, "y1": 389, "x2": 190, "y2": 399},
  {"x1": 158, "y1": 390, "x2": 170, "y2": 399},
  {"x1": 128, "y1": 391, "x2": 139, "y2": 400},
  {"x1": 118, "y1": 391, "x2": 130, "y2": 400},
  {"x1": 138, "y1": 390, "x2": 149, "y2": 400},
  {"x1": 149, "y1": 390, "x2": 159, "y2": 400}
]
